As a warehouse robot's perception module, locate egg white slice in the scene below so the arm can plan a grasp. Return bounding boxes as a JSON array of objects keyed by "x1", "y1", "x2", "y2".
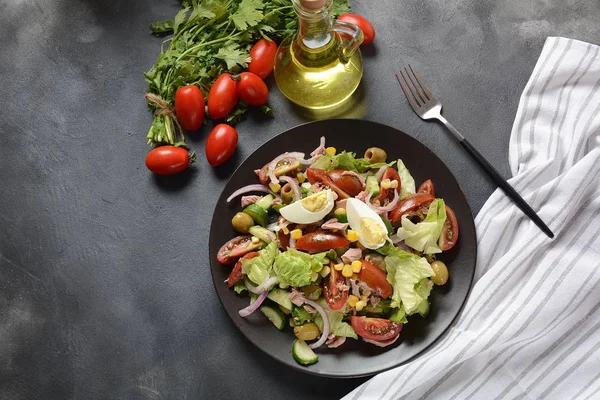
[
  {"x1": 279, "y1": 189, "x2": 335, "y2": 224},
  {"x1": 346, "y1": 198, "x2": 389, "y2": 250}
]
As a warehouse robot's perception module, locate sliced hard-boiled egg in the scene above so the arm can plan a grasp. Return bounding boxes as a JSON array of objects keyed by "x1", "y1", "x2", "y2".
[
  {"x1": 346, "y1": 198, "x2": 389, "y2": 250},
  {"x1": 279, "y1": 189, "x2": 335, "y2": 224}
]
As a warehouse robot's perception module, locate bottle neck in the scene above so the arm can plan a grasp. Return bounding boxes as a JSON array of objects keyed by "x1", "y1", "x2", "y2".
[{"x1": 294, "y1": 0, "x2": 333, "y2": 49}]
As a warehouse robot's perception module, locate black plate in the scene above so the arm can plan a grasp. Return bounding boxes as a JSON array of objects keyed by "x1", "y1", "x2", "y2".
[{"x1": 209, "y1": 119, "x2": 476, "y2": 378}]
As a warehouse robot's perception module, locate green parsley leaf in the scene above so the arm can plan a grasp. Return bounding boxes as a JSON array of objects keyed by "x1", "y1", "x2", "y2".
[
  {"x1": 216, "y1": 45, "x2": 252, "y2": 70},
  {"x1": 150, "y1": 20, "x2": 174, "y2": 35},
  {"x1": 231, "y1": 0, "x2": 264, "y2": 30},
  {"x1": 173, "y1": 7, "x2": 190, "y2": 35}
]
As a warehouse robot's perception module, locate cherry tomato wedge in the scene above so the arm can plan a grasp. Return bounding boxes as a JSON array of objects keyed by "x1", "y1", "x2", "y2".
[
  {"x1": 295, "y1": 231, "x2": 350, "y2": 253},
  {"x1": 205, "y1": 124, "x2": 238, "y2": 167},
  {"x1": 357, "y1": 259, "x2": 392, "y2": 299},
  {"x1": 208, "y1": 73, "x2": 238, "y2": 120},
  {"x1": 376, "y1": 167, "x2": 401, "y2": 203},
  {"x1": 257, "y1": 157, "x2": 302, "y2": 186},
  {"x1": 417, "y1": 179, "x2": 435, "y2": 197},
  {"x1": 237, "y1": 72, "x2": 269, "y2": 106},
  {"x1": 174, "y1": 85, "x2": 205, "y2": 131},
  {"x1": 439, "y1": 205, "x2": 459, "y2": 251},
  {"x1": 350, "y1": 316, "x2": 402, "y2": 341},
  {"x1": 306, "y1": 168, "x2": 351, "y2": 199},
  {"x1": 323, "y1": 263, "x2": 348, "y2": 311},
  {"x1": 338, "y1": 14, "x2": 376, "y2": 45},
  {"x1": 227, "y1": 252, "x2": 259, "y2": 287},
  {"x1": 145, "y1": 146, "x2": 192, "y2": 175},
  {"x1": 389, "y1": 193, "x2": 435, "y2": 224},
  {"x1": 248, "y1": 39, "x2": 278, "y2": 79},
  {"x1": 328, "y1": 170, "x2": 365, "y2": 197},
  {"x1": 217, "y1": 235, "x2": 262, "y2": 265}
]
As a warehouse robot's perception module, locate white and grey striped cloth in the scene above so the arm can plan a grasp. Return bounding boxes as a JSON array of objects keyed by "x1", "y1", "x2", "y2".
[{"x1": 343, "y1": 37, "x2": 600, "y2": 400}]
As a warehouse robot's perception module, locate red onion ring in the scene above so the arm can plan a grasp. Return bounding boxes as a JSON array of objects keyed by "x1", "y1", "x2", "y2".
[
  {"x1": 365, "y1": 189, "x2": 400, "y2": 213},
  {"x1": 238, "y1": 290, "x2": 268, "y2": 317},
  {"x1": 245, "y1": 277, "x2": 280, "y2": 294},
  {"x1": 227, "y1": 184, "x2": 272, "y2": 203},
  {"x1": 279, "y1": 175, "x2": 302, "y2": 201},
  {"x1": 267, "y1": 152, "x2": 307, "y2": 184},
  {"x1": 304, "y1": 299, "x2": 330, "y2": 349},
  {"x1": 375, "y1": 165, "x2": 388, "y2": 182}
]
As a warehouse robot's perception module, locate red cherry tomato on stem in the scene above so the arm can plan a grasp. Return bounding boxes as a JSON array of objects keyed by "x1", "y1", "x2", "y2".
[
  {"x1": 174, "y1": 85, "x2": 205, "y2": 131},
  {"x1": 350, "y1": 317, "x2": 402, "y2": 341},
  {"x1": 249, "y1": 39, "x2": 278, "y2": 79},
  {"x1": 205, "y1": 124, "x2": 238, "y2": 166},
  {"x1": 323, "y1": 264, "x2": 349, "y2": 311},
  {"x1": 439, "y1": 205, "x2": 459, "y2": 251},
  {"x1": 145, "y1": 146, "x2": 193, "y2": 175},
  {"x1": 237, "y1": 72, "x2": 269, "y2": 106},
  {"x1": 295, "y1": 231, "x2": 350, "y2": 253},
  {"x1": 338, "y1": 14, "x2": 376, "y2": 45},
  {"x1": 208, "y1": 73, "x2": 238, "y2": 120},
  {"x1": 357, "y1": 260, "x2": 392, "y2": 299}
]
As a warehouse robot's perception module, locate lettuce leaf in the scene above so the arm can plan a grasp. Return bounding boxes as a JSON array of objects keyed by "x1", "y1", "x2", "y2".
[
  {"x1": 385, "y1": 251, "x2": 435, "y2": 314},
  {"x1": 273, "y1": 249, "x2": 322, "y2": 287},
  {"x1": 310, "y1": 151, "x2": 390, "y2": 173},
  {"x1": 389, "y1": 304, "x2": 408, "y2": 323},
  {"x1": 314, "y1": 299, "x2": 358, "y2": 339},
  {"x1": 241, "y1": 241, "x2": 278, "y2": 285},
  {"x1": 397, "y1": 159, "x2": 416, "y2": 199},
  {"x1": 395, "y1": 199, "x2": 446, "y2": 254}
]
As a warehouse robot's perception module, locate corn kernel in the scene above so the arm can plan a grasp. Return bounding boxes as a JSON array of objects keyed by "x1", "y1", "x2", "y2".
[
  {"x1": 355, "y1": 300, "x2": 366, "y2": 312},
  {"x1": 334, "y1": 207, "x2": 346, "y2": 216},
  {"x1": 290, "y1": 228, "x2": 303, "y2": 240},
  {"x1": 320, "y1": 266, "x2": 331, "y2": 278},
  {"x1": 347, "y1": 295, "x2": 359, "y2": 307},
  {"x1": 326, "y1": 146, "x2": 337, "y2": 156},
  {"x1": 381, "y1": 179, "x2": 391, "y2": 190},
  {"x1": 251, "y1": 236, "x2": 260, "y2": 244},
  {"x1": 269, "y1": 182, "x2": 281, "y2": 193},
  {"x1": 347, "y1": 230, "x2": 360, "y2": 242},
  {"x1": 351, "y1": 260, "x2": 362, "y2": 273},
  {"x1": 296, "y1": 172, "x2": 306, "y2": 183},
  {"x1": 311, "y1": 271, "x2": 319, "y2": 282},
  {"x1": 334, "y1": 263, "x2": 344, "y2": 271},
  {"x1": 282, "y1": 225, "x2": 290, "y2": 235},
  {"x1": 390, "y1": 179, "x2": 399, "y2": 189},
  {"x1": 342, "y1": 264, "x2": 353, "y2": 278}
]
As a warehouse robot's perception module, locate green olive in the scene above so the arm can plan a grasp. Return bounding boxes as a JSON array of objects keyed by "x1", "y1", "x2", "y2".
[
  {"x1": 430, "y1": 260, "x2": 449, "y2": 285},
  {"x1": 294, "y1": 322, "x2": 320, "y2": 341},
  {"x1": 231, "y1": 212, "x2": 254, "y2": 234},
  {"x1": 280, "y1": 183, "x2": 294, "y2": 204},
  {"x1": 364, "y1": 147, "x2": 387, "y2": 163}
]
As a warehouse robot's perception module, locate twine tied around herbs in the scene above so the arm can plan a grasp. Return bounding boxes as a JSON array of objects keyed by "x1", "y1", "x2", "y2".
[{"x1": 144, "y1": 93, "x2": 185, "y2": 142}]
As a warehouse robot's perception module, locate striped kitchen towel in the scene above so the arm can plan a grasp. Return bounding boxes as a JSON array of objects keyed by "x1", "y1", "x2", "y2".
[{"x1": 343, "y1": 37, "x2": 600, "y2": 400}]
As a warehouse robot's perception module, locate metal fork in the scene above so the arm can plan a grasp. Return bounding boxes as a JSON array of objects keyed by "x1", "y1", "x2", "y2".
[{"x1": 396, "y1": 66, "x2": 554, "y2": 239}]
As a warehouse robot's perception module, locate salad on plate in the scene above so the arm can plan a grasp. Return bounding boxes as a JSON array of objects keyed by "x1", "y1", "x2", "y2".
[{"x1": 217, "y1": 137, "x2": 459, "y2": 366}]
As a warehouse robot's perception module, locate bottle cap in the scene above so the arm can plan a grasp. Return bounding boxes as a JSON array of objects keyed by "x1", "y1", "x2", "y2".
[{"x1": 299, "y1": 0, "x2": 327, "y2": 10}]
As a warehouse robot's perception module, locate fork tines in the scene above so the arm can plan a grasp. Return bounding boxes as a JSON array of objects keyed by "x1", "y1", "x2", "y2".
[{"x1": 395, "y1": 65, "x2": 435, "y2": 109}]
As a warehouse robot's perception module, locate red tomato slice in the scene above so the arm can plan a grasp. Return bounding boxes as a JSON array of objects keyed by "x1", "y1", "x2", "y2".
[
  {"x1": 439, "y1": 205, "x2": 459, "y2": 251},
  {"x1": 350, "y1": 316, "x2": 402, "y2": 341},
  {"x1": 305, "y1": 168, "x2": 351, "y2": 199},
  {"x1": 295, "y1": 232, "x2": 350, "y2": 253},
  {"x1": 357, "y1": 260, "x2": 392, "y2": 299},
  {"x1": 217, "y1": 235, "x2": 262, "y2": 265},
  {"x1": 328, "y1": 170, "x2": 365, "y2": 197},
  {"x1": 227, "y1": 252, "x2": 259, "y2": 287},
  {"x1": 257, "y1": 157, "x2": 302, "y2": 185},
  {"x1": 389, "y1": 193, "x2": 435, "y2": 224},
  {"x1": 417, "y1": 179, "x2": 435, "y2": 197},
  {"x1": 323, "y1": 264, "x2": 348, "y2": 311},
  {"x1": 376, "y1": 168, "x2": 401, "y2": 203}
]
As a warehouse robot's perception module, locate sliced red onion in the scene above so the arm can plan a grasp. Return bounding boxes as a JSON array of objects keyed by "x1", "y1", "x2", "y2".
[
  {"x1": 289, "y1": 237, "x2": 296, "y2": 249},
  {"x1": 279, "y1": 175, "x2": 302, "y2": 201},
  {"x1": 267, "y1": 152, "x2": 306, "y2": 184},
  {"x1": 319, "y1": 136, "x2": 325, "y2": 148},
  {"x1": 304, "y1": 299, "x2": 330, "y2": 349},
  {"x1": 375, "y1": 165, "x2": 388, "y2": 182},
  {"x1": 238, "y1": 290, "x2": 268, "y2": 317},
  {"x1": 227, "y1": 184, "x2": 272, "y2": 203},
  {"x1": 363, "y1": 334, "x2": 400, "y2": 348},
  {"x1": 244, "y1": 278, "x2": 261, "y2": 294},
  {"x1": 245, "y1": 276, "x2": 279, "y2": 294},
  {"x1": 370, "y1": 189, "x2": 400, "y2": 212}
]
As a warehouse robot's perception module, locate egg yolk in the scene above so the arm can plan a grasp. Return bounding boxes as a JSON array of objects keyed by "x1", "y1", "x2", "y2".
[
  {"x1": 301, "y1": 191, "x2": 328, "y2": 212},
  {"x1": 360, "y1": 217, "x2": 386, "y2": 247}
]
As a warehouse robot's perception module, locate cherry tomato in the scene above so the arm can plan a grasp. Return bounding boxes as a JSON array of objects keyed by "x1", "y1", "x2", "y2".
[
  {"x1": 389, "y1": 193, "x2": 435, "y2": 224},
  {"x1": 357, "y1": 260, "x2": 392, "y2": 299},
  {"x1": 439, "y1": 205, "x2": 459, "y2": 251},
  {"x1": 295, "y1": 231, "x2": 350, "y2": 253},
  {"x1": 145, "y1": 146, "x2": 192, "y2": 175},
  {"x1": 417, "y1": 179, "x2": 435, "y2": 197},
  {"x1": 257, "y1": 157, "x2": 302, "y2": 185},
  {"x1": 376, "y1": 168, "x2": 401, "y2": 203},
  {"x1": 338, "y1": 14, "x2": 376, "y2": 45},
  {"x1": 174, "y1": 85, "x2": 205, "y2": 131},
  {"x1": 248, "y1": 39, "x2": 278, "y2": 79},
  {"x1": 205, "y1": 124, "x2": 238, "y2": 167},
  {"x1": 237, "y1": 72, "x2": 269, "y2": 106},
  {"x1": 323, "y1": 263, "x2": 348, "y2": 311},
  {"x1": 208, "y1": 73, "x2": 238, "y2": 120},
  {"x1": 217, "y1": 235, "x2": 262, "y2": 265},
  {"x1": 227, "y1": 252, "x2": 259, "y2": 287},
  {"x1": 306, "y1": 168, "x2": 350, "y2": 199},
  {"x1": 350, "y1": 317, "x2": 402, "y2": 341},
  {"x1": 328, "y1": 170, "x2": 365, "y2": 197}
]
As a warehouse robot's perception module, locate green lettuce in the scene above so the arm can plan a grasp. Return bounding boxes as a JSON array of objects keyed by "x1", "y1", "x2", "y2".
[
  {"x1": 395, "y1": 199, "x2": 447, "y2": 254},
  {"x1": 241, "y1": 241, "x2": 278, "y2": 285},
  {"x1": 310, "y1": 151, "x2": 390, "y2": 173},
  {"x1": 385, "y1": 251, "x2": 435, "y2": 314},
  {"x1": 397, "y1": 159, "x2": 416, "y2": 199},
  {"x1": 292, "y1": 307, "x2": 314, "y2": 326},
  {"x1": 314, "y1": 300, "x2": 358, "y2": 339},
  {"x1": 389, "y1": 304, "x2": 408, "y2": 323},
  {"x1": 273, "y1": 249, "x2": 323, "y2": 287}
]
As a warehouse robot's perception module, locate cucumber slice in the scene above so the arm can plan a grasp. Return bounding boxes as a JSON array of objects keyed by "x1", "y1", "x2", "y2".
[
  {"x1": 366, "y1": 175, "x2": 380, "y2": 196},
  {"x1": 256, "y1": 194, "x2": 275, "y2": 210},
  {"x1": 292, "y1": 339, "x2": 319, "y2": 365},
  {"x1": 249, "y1": 226, "x2": 274, "y2": 243},
  {"x1": 417, "y1": 300, "x2": 430, "y2": 318},
  {"x1": 267, "y1": 288, "x2": 293, "y2": 310},
  {"x1": 243, "y1": 203, "x2": 269, "y2": 227},
  {"x1": 260, "y1": 304, "x2": 286, "y2": 331}
]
